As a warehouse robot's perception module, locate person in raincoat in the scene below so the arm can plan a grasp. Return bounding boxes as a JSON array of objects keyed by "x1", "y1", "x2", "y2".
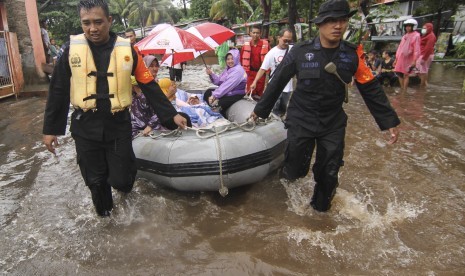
[
  {"x1": 394, "y1": 18, "x2": 421, "y2": 92},
  {"x1": 204, "y1": 48, "x2": 246, "y2": 116},
  {"x1": 416, "y1": 23, "x2": 436, "y2": 87}
]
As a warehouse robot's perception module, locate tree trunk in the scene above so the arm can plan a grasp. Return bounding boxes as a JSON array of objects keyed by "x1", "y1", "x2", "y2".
[
  {"x1": 308, "y1": 0, "x2": 314, "y2": 39},
  {"x1": 38, "y1": 0, "x2": 53, "y2": 13},
  {"x1": 260, "y1": 0, "x2": 271, "y2": 39},
  {"x1": 288, "y1": 0, "x2": 298, "y2": 41},
  {"x1": 435, "y1": 0, "x2": 444, "y2": 37},
  {"x1": 183, "y1": 0, "x2": 188, "y2": 16}
]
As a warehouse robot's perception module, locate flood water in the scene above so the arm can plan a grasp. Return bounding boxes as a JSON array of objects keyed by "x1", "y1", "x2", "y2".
[{"x1": 1, "y1": 63, "x2": 464, "y2": 275}]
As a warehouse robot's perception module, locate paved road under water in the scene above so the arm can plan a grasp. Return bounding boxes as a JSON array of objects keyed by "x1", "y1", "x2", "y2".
[{"x1": 0, "y1": 64, "x2": 464, "y2": 275}]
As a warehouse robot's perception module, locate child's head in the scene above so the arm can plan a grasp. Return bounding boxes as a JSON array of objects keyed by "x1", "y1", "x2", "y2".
[{"x1": 187, "y1": 94, "x2": 200, "y2": 105}]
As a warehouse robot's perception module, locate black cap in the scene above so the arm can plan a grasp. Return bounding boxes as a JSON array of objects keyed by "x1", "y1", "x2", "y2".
[{"x1": 311, "y1": 0, "x2": 357, "y2": 24}]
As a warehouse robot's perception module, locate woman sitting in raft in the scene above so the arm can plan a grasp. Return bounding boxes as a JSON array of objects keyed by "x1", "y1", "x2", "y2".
[
  {"x1": 204, "y1": 48, "x2": 246, "y2": 116},
  {"x1": 158, "y1": 78, "x2": 223, "y2": 128},
  {"x1": 130, "y1": 77, "x2": 191, "y2": 138}
]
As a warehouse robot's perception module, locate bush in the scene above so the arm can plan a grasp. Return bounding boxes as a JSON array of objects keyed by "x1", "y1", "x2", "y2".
[{"x1": 452, "y1": 42, "x2": 465, "y2": 59}]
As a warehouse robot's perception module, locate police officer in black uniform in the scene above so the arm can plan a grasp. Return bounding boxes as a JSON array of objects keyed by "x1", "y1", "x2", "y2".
[
  {"x1": 43, "y1": 0, "x2": 188, "y2": 217},
  {"x1": 251, "y1": 0, "x2": 401, "y2": 212}
]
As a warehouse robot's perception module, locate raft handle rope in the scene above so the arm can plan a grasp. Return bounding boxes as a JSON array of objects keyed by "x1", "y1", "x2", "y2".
[
  {"x1": 146, "y1": 129, "x2": 183, "y2": 139},
  {"x1": 192, "y1": 119, "x2": 257, "y2": 139},
  {"x1": 213, "y1": 127, "x2": 228, "y2": 197},
  {"x1": 143, "y1": 116, "x2": 277, "y2": 140}
]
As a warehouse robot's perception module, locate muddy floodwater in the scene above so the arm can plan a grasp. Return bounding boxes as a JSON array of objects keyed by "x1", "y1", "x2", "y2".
[{"x1": 1, "y1": 63, "x2": 464, "y2": 275}]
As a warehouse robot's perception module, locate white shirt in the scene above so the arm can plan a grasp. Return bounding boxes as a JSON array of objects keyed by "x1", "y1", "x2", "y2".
[{"x1": 260, "y1": 45, "x2": 293, "y2": 92}]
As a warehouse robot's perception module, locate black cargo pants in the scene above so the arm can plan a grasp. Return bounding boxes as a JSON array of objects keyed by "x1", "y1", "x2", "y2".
[
  {"x1": 73, "y1": 134, "x2": 137, "y2": 216},
  {"x1": 281, "y1": 125, "x2": 345, "y2": 212}
]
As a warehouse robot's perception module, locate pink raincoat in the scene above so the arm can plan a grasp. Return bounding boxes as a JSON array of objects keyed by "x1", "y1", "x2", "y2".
[{"x1": 394, "y1": 31, "x2": 421, "y2": 74}]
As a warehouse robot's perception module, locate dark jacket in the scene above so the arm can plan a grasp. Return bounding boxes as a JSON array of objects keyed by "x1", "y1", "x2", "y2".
[
  {"x1": 43, "y1": 32, "x2": 177, "y2": 141},
  {"x1": 254, "y1": 37, "x2": 400, "y2": 134}
]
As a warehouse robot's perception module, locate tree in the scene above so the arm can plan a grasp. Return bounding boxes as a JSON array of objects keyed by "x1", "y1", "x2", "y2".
[
  {"x1": 260, "y1": 0, "x2": 271, "y2": 38},
  {"x1": 210, "y1": 0, "x2": 254, "y2": 23},
  {"x1": 126, "y1": 0, "x2": 174, "y2": 34},
  {"x1": 414, "y1": 0, "x2": 465, "y2": 36},
  {"x1": 190, "y1": 0, "x2": 212, "y2": 19},
  {"x1": 172, "y1": 0, "x2": 190, "y2": 16},
  {"x1": 288, "y1": 0, "x2": 298, "y2": 41},
  {"x1": 38, "y1": 0, "x2": 82, "y2": 44},
  {"x1": 109, "y1": 0, "x2": 133, "y2": 29}
]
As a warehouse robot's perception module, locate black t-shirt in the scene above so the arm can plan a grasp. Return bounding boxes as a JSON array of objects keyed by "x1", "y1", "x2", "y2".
[{"x1": 380, "y1": 58, "x2": 394, "y2": 71}]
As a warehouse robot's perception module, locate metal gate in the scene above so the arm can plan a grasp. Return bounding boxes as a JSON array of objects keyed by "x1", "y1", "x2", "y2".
[{"x1": 0, "y1": 31, "x2": 14, "y2": 99}]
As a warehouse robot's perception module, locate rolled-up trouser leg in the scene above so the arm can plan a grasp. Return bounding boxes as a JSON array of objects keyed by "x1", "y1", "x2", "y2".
[
  {"x1": 281, "y1": 125, "x2": 316, "y2": 181},
  {"x1": 74, "y1": 135, "x2": 113, "y2": 216},
  {"x1": 106, "y1": 136, "x2": 137, "y2": 194},
  {"x1": 310, "y1": 127, "x2": 345, "y2": 212}
]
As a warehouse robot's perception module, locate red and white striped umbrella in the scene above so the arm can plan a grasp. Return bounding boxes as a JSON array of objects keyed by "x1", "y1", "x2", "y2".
[
  {"x1": 186, "y1": 22, "x2": 235, "y2": 48},
  {"x1": 135, "y1": 25, "x2": 212, "y2": 57},
  {"x1": 147, "y1": 23, "x2": 171, "y2": 35},
  {"x1": 160, "y1": 50, "x2": 207, "y2": 67}
]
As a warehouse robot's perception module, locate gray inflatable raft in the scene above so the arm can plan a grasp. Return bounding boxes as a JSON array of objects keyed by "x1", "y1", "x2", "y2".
[{"x1": 133, "y1": 99, "x2": 287, "y2": 194}]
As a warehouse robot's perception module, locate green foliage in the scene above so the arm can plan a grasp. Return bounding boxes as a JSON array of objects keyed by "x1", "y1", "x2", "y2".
[
  {"x1": 366, "y1": 2, "x2": 401, "y2": 22},
  {"x1": 39, "y1": 1, "x2": 82, "y2": 44},
  {"x1": 126, "y1": 0, "x2": 174, "y2": 27},
  {"x1": 210, "y1": 0, "x2": 254, "y2": 23},
  {"x1": 190, "y1": 0, "x2": 212, "y2": 19},
  {"x1": 40, "y1": 0, "x2": 177, "y2": 42},
  {"x1": 452, "y1": 42, "x2": 465, "y2": 59},
  {"x1": 413, "y1": 0, "x2": 465, "y2": 16}
]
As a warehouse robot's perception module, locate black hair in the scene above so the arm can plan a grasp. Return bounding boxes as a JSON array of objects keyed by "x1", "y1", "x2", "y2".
[
  {"x1": 125, "y1": 28, "x2": 135, "y2": 35},
  {"x1": 77, "y1": 0, "x2": 110, "y2": 17}
]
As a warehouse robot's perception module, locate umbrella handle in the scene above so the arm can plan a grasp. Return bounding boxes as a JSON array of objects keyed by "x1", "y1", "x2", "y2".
[
  {"x1": 200, "y1": 55, "x2": 208, "y2": 69},
  {"x1": 171, "y1": 49, "x2": 174, "y2": 67}
]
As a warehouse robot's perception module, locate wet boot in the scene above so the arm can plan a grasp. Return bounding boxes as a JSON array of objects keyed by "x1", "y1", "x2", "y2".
[
  {"x1": 278, "y1": 167, "x2": 300, "y2": 182},
  {"x1": 90, "y1": 184, "x2": 113, "y2": 217},
  {"x1": 310, "y1": 181, "x2": 338, "y2": 212}
]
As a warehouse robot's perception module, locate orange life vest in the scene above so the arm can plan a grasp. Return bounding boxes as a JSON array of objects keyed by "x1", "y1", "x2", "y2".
[{"x1": 241, "y1": 39, "x2": 269, "y2": 72}]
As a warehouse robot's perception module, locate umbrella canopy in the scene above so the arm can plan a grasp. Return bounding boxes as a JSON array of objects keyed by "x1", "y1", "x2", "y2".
[
  {"x1": 160, "y1": 50, "x2": 207, "y2": 67},
  {"x1": 186, "y1": 22, "x2": 235, "y2": 48},
  {"x1": 147, "y1": 23, "x2": 171, "y2": 36},
  {"x1": 135, "y1": 25, "x2": 213, "y2": 56}
]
